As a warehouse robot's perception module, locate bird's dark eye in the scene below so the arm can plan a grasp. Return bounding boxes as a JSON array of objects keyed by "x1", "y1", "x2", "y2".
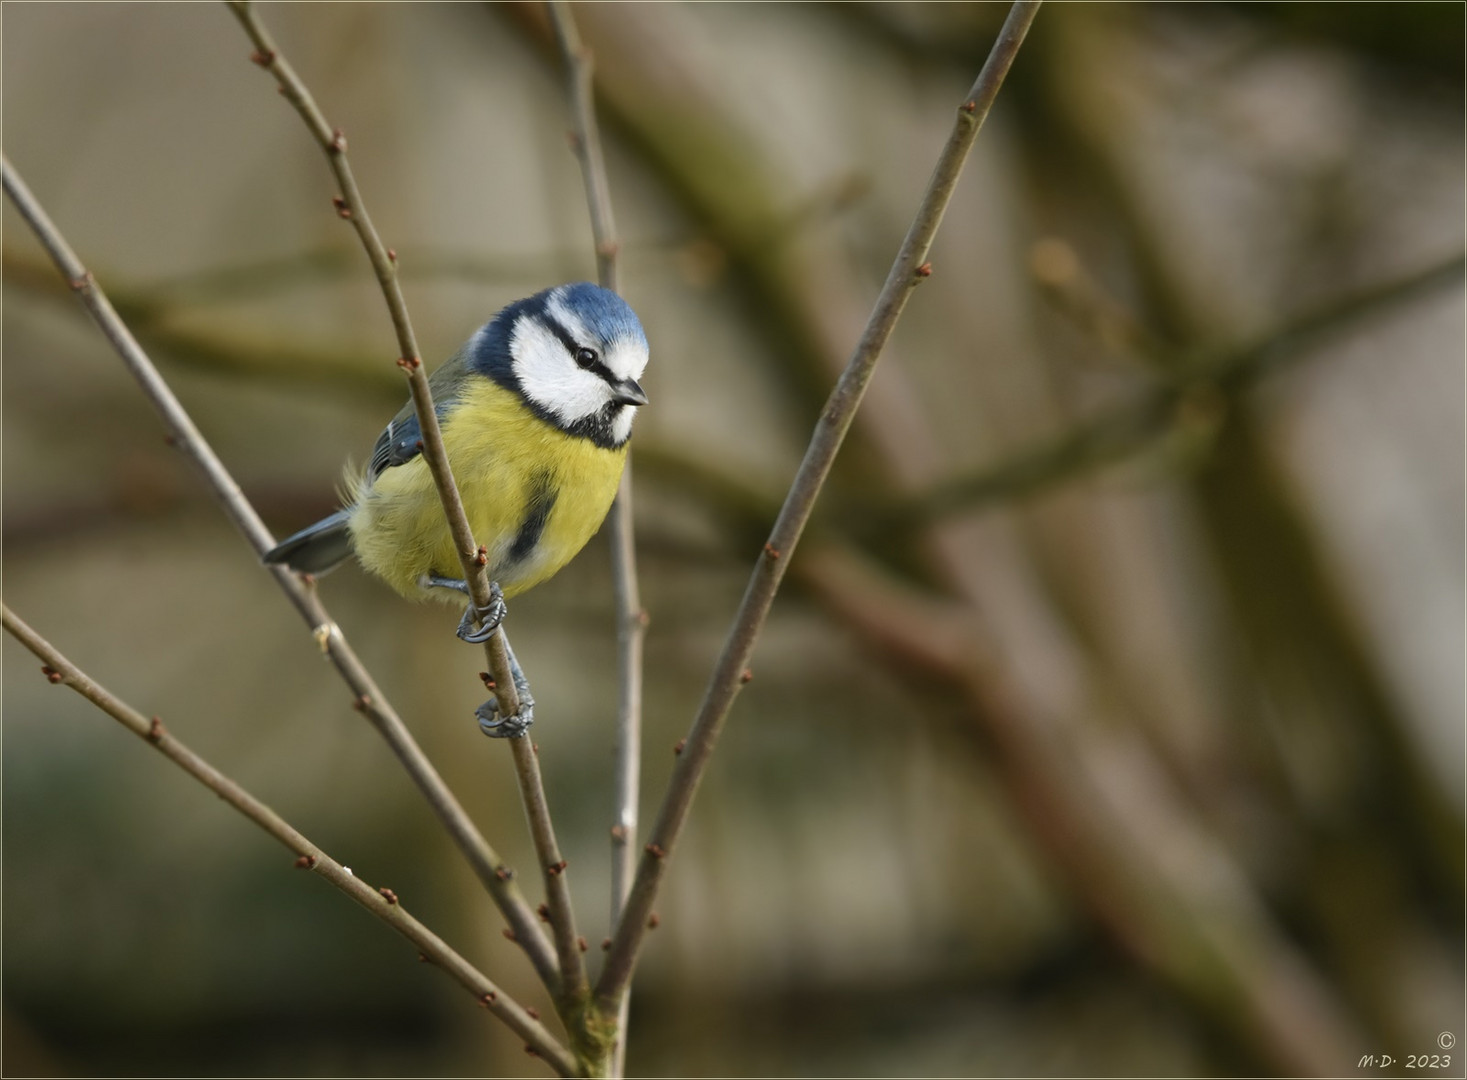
[{"x1": 575, "y1": 346, "x2": 599, "y2": 369}]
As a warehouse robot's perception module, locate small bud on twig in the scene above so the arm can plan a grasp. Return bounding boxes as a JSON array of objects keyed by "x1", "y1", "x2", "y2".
[
  {"x1": 329, "y1": 129, "x2": 347, "y2": 153},
  {"x1": 379, "y1": 887, "x2": 398, "y2": 905},
  {"x1": 387, "y1": 248, "x2": 397, "y2": 263},
  {"x1": 673, "y1": 738, "x2": 686, "y2": 756},
  {"x1": 610, "y1": 824, "x2": 627, "y2": 841},
  {"x1": 740, "y1": 669, "x2": 754, "y2": 684},
  {"x1": 525, "y1": 1007, "x2": 540, "y2": 1020},
  {"x1": 395, "y1": 355, "x2": 421, "y2": 371},
  {"x1": 40, "y1": 665, "x2": 62, "y2": 684},
  {"x1": 915, "y1": 262, "x2": 933, "y2": 278},
  {"x1": 249, "y1": 49, "x2": 276, "y2": 67},
  {"x1": 502, "y1": 928, "x2": 517, "y2": 942},
  {"x1": 547, "y1": 860, "x2": 568, "y2": 877},
  {"x1": 480, "y1": 991, "x2": 497, "y2": 1006},
  {"x1": 577, "y1": 936, "x2": 588, "y2": 953},
  {"x1": 763, "y1": 542, "x2": 781, "y2": 560},
  {"x1": 475, "y1": 545, "x2": 488, "y2": 566},
  {"x1": 537, "y1": 903, "x2": 550, "y2": 921},
  {"x1": 147, "y1": 716, "x2": 166, "y2": 742},
  {"x1": 68, "y1": 271, "x2": 93, "y2": 292},
  {"x1": 494, "y1": 865, "x2": 513, "y2": 881},
  {"x1": 645, "y1": 843, "x2": 666, "y2": 859},
  {"x1": 647, "y1": 913, "x2": 661, "y2": 930},
  {"x1": 602, "y1": 937, "x2": 612, "y2": 951},
  {"x1": 352, "y1": 694, "x2": 371, "y2": 713},
  {"x1": 293, "y1": 854, "x2": 316, "y2": 870}
]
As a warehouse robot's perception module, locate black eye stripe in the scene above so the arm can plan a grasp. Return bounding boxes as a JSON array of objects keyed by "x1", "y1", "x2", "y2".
[{"x1": 538, "y1": 312, "x2": 622, "y2": 386}]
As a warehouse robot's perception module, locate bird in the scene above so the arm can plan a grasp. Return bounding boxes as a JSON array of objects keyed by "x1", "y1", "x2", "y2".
[{"x1": 264, "y1": 282, "x2": 649, "y2": 736}]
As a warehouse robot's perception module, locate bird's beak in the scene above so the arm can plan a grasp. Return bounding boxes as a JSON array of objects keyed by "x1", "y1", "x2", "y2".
[{"x1": 612, "y1": 377, "x2": 649, "y2": 407}]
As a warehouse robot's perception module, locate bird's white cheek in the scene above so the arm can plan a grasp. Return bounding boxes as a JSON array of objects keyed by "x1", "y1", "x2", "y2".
[
  {"x1": 611, "y1": 405, "x2": 637, "y2": 445},
  {"x1": 511, "y1": 319, "x2": 605, "y2": 422}
]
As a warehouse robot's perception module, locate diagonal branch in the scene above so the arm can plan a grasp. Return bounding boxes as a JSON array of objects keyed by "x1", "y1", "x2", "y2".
[
  {"x1": 0, "y1": 155, "x2": 559, "y2": 990},
  {"x1": 546, "y1": 2, "x2": 646, "y2": 1071},
  {"x1": 1, "y1": 605, "x2": 579, "y2": 1078},
  {"x1": 593, "y1": 0, "x2": 1044, "y2": 1011},
  {"x1": 900, "y1": 251, "x2": 1467, "y2": 525},
  {"x1": 224, "y1": 0, "x2": 588, "y2": 1002}
]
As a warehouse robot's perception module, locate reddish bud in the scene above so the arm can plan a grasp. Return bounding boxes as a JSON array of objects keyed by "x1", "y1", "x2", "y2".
[
  {"x1": 387, "y1": 248, "x2": 398, "y2": 262},
  {"x1": 673, "y1": 738, "x2": 686, "y2": 756},
  {"x1": 249, "y1": 49, "x2": 275, "y2": 67},
  {"x1": 577, "y1": 936, "x2": 588, "y2": 953},
  {"x1": 352, "y1": 694, "x2": 371, "y2": 713},
  {"x1": 915, "y1": 262, "x2": 933, "y2": 278},
  {"x1": 480, "y1": 991, "x2": 497, "y2": 1006},
  {"x1": 763, "y1": 542, "x2": 781, "y2": 560},
  {"x1": 417, "y1": 953, "x2": 429, "y2": 963},
  {"x1": 40, "y1": 665, "x2": 62, "y2": 684},
  {"x1": 525, "y1": 1007, "x2": 540, "y2": 1020},
  {"x1": 537, "y1": 903, "x2": 550, "y2": 922},
  {"x1": 395, "y1": 355, "x2": 422, "y2": 371},
  {"x1": 379, "y1": 887, "x2": 398, "y2": 905},
  {"x1": 502, "y1": 928, "x2": 517, "y2": 942},
  {"x1": 330, "y1": 129, "x2": 347, "y2": 153},
  {"x1": 525, "y1": 1046, "x2": 539, "y2": 1057},
  {"x1": 495, "y1": 865, "x2": 514, "y2": 881},
  {"x1": 740, "y1": 669, "x2": 753, "y2": 684},
  {"x1": 547, "y1": 860, "x2": 568, "y2": 877},
  {"x1": 647, "y1": 913, "x2": 661, "y2": 930},
  {"x1": 68, "y1": 272, "x2": 93, "y2": 292},
  {"x1": 645, "y1": 843, "x2": 666, "y2": 859},
  {"x1": 610, "y1": 824, "x2": 627, "y2": 841},
  {"x1": 147, "y1": 716, "x2": 166, "y2": 742},
  {"x1": 601, "y1": 937, "x2": 612, "y2": 951},
  {"x1": 475, "y1": 545, "x2": 489, "y2": 566},
  {"x1": 294, "y1": 854, "x2": 316, "y2": 869}
]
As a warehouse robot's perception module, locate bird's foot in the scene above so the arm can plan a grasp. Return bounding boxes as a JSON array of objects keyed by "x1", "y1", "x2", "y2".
[
  {"x1": 476, "y1": 642, "x2": 534, "y2": 739},
  {"x1": 420, "y1": 575, "x2": 507, "y2": 644}
]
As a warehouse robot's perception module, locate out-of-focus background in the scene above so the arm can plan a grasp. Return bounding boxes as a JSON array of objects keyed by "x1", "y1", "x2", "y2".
[{"x1": 4, "y1": 3, "x2": 1461, "y2": 1076}]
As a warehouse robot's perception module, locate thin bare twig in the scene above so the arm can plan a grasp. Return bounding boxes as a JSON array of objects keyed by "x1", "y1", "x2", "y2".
[
  {"x1": 0, "y1": 155, "x2": 559, "y2": 988},
  {"x1": 593, "y1": 0, "x2": 1044, "y2": 1011},
  {"x1": 224, "y1": 0, "x2": 588, "y2": 1003},
  {"x1": 546, "y1": 3, "x2": 645, "y2": 1071},
  {"x1": 1, "y1": 605, "x2": 578, "y2": 1078}
]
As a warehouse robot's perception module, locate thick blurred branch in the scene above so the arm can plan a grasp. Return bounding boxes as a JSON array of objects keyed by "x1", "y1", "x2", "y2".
[
  {"x1": 226, "y1": 0, "x2": 589, "y2": 1006},
  {"x1": 899, "y1": 251, "x2": 1466, "y2": 525},
  {"x1": 1, "y1": 604, "x2": 578, "y2": 1077},
  {"x1": 594, "y1": 0, "x2": 1043, "y2": 1013},
  {"x1": 1, "y1": 155, "x2": 560, "y2": 991}
]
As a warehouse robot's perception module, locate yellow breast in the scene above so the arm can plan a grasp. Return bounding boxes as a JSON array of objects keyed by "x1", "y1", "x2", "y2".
[{"x1": 347, "y1": 378, "x2": 628, "y2": 602}]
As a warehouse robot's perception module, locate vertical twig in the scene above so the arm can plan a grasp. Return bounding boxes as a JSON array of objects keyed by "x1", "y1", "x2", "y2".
[
  {"x1": 224, "y1": 0, "x2": 590, "y2": 1005},
  {"x1": 547, "y1": 2, "x2": 645, "y2": 1072},
  {"x1": 0, "y1": 155, "x2": 562, "y2": 990},
  {"x1": 1, "y1": 606, "x2": 578, "y2": 1077},
  {"x1": 593, "y1": 0, "x2": 1044, "y2": 1013}
]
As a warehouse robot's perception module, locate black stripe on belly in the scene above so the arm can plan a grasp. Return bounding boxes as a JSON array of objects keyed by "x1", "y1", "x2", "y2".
[{"x1": 509, "y1": 471, "x2": 557, "y2": 565}]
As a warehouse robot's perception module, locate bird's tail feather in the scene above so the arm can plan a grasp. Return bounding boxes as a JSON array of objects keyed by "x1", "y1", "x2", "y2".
[{"x1": 264, "y1": 509, "x2": 354, "y2": 575}]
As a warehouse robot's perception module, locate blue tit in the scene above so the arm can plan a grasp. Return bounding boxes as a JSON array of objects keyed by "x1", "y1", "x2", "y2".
[{"x1": 265, "y1": 282, "x2": 649, "y2": 732}]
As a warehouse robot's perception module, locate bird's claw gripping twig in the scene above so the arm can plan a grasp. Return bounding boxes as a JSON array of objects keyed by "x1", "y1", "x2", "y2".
[
  {"x1": 476, "y1": 642, "x2": 535, "y2": 739},
  {"x1": 421, "y1": 575, "x2": 507, "y2": 644}
]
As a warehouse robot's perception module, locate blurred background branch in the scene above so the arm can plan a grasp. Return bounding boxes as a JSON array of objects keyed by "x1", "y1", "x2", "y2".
[{"x1": 5, "y1": 2, "x2": 1460, "y2": 1076}]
